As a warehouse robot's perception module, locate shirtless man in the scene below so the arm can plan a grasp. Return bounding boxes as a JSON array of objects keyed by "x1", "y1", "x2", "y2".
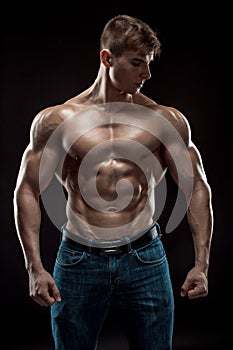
[{"x1": 13, "y1": 15, "x2": 213, "y2": 350}]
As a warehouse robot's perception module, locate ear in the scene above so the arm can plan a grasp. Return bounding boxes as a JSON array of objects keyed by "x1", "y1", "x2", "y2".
[{"x1": 100, "y1": 49, "x2": 112, "y2": 67}]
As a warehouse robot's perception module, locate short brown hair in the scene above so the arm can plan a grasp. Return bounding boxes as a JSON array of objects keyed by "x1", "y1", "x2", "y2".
[{"x1": 100, "y1": 15, "x2": 161, "y2": 58}]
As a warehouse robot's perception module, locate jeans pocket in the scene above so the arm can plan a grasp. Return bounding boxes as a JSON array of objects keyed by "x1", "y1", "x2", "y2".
[
  {"x1": 55, "y1": 245, "x2": 87, "y2": 267},
  {"x1": 133, "y1": 238, "x2": 166, "y2": 265}
]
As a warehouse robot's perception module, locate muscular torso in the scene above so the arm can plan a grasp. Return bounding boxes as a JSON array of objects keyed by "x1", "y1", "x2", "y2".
[{"x1": 48, "y1": 100, "x2": 168, "y2": 240}]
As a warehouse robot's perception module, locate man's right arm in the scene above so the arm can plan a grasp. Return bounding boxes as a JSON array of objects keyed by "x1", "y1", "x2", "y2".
[{"x1": 13, "y1": 109, "x2": 62, "y2": 306}]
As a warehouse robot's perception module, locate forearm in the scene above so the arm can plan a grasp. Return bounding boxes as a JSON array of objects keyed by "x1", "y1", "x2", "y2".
[
  {"x1": 13, "y1": 190, "x2": 43, "y2": 272},
  {"x1": 187, "y1": 181, "x2": 213, "y2": 274}
]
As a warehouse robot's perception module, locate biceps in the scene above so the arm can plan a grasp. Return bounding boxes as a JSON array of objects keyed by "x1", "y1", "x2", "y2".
[{"x1": 162, "y1": 142, "x2": 194, "y2": 184}]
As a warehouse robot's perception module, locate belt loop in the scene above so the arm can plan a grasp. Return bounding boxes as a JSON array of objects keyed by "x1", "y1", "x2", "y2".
[
  {"x1": 124, "y1": 236, "x2": 132, "y2": 252},
  {"x1": 88, "y1": 239, "x2": 93, "y2": 254},
  {"x1": 155, "y1": 221, "x2": 162, "y2": 238},
  {"x1": 60, "y1": 223, "x2": 66, "y2": 242}
]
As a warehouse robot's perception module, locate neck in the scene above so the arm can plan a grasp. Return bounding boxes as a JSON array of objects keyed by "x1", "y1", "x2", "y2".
[{"x1": 87, "y1": 65, "x2": 133, "y2": 104}]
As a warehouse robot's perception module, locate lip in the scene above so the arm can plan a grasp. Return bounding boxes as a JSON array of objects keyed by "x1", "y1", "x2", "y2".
[{"x1": 136, "y1": 82, "x2": 143, "y2": 88}]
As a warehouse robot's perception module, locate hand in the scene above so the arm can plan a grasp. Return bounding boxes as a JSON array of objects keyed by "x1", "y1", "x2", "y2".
[
  {"x1": 180, "y1": 267, "x2": 208, "y2": 299},
  {"x1": 29, "y1": 268, "x2": 61, "y2": 306}
]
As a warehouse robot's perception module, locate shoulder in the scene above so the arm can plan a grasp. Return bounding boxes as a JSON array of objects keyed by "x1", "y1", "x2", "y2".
[
  {"x1": 156, "y1": 104, "x2": 191, "y2": 144},
  {"x1": 29, "y1": 102, "x2": 79, "y2": 151},
  {"x1": 134, "y1": 93, "x2": 191, "y2": 145}
]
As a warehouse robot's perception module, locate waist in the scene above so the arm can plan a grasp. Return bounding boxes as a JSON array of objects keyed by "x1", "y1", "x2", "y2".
[{"x1": 62, "y1": 224, "x2": 160, "y2": 256}]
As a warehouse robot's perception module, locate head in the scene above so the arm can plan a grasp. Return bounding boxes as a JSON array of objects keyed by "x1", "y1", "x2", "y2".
[
  {"x1": 99, "y1": 15, "x2": 161, "y2": 94},
  {"x1": 100, "y1": 14, "x2": 161, "y2": 58}
]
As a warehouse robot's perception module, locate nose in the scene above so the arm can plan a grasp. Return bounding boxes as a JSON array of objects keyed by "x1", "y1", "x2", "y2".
[{"x1": 141, "y1": 63, "x2": 151, "y2": 80}]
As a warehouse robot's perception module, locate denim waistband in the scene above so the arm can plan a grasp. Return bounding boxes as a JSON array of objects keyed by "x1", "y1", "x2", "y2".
[{"x1": 60, "y1": 221, "x2": 161, "y2": 249}]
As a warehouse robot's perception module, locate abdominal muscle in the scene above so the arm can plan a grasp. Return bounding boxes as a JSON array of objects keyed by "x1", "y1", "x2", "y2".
[{"x1": 64, "y1": 157, "x2": 156, "y2": 241}]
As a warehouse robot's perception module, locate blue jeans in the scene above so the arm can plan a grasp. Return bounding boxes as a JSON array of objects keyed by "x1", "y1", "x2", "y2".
[{"x1": 51, "y1": 235, "x2": 174, "y2": 350}]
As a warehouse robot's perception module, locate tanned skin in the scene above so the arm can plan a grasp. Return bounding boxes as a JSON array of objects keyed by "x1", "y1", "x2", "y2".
[{"x1": 13, "y1": 48, "x2": 213, "y2": 307}]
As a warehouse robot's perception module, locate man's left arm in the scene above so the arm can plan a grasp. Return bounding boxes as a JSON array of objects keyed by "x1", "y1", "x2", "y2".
[
  {"x1": 161, "y1": 107, "x2": 214, "y2": 299},
  {"x1": 181, "y1": 142, "x2": 213, "y2": 298}
]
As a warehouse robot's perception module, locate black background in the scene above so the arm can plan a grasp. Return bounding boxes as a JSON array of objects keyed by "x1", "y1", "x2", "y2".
[{"x1": 1, "y1": 2, "x2": 232, "y2": 349}]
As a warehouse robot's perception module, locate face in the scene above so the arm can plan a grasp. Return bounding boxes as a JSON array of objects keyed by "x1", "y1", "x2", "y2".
[{"x1": 108, "y1": 50, "x2": 154, "y2": 94}]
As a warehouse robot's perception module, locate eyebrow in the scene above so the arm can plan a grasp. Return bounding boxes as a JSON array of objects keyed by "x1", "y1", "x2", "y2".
[
  {"x1": 131, "y1": 58, "x2": 144, "y2": 63},
  {"x1": 131, "y1": 57, "x2": 154, "y2": 64}
]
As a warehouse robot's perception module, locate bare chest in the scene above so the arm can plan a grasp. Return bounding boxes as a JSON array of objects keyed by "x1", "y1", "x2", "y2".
[{"x1": 62, "y1": 121, "x2": 161, "y2": 161}]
